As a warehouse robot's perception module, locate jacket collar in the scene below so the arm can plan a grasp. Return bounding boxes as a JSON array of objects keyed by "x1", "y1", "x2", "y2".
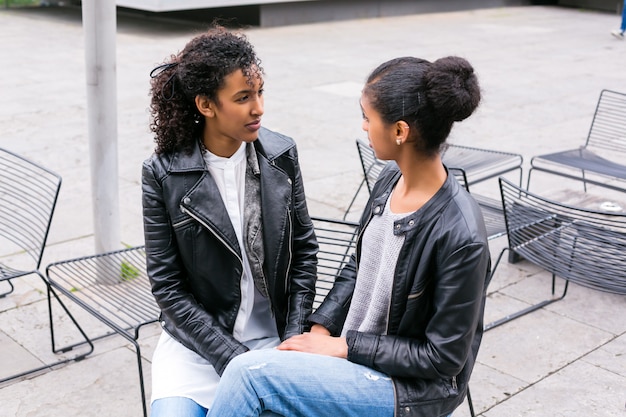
[
  {"x1": 167, "y1": 126, "x2": 293, "y2": 173},
  {"x1": 370, "y1": 165, "x2": 461, "y2": 235}
]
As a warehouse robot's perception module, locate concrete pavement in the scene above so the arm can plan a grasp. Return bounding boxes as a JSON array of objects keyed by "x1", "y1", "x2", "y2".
[{"x1": 1, "y1": 4, "x2": 626, "y2": 416}]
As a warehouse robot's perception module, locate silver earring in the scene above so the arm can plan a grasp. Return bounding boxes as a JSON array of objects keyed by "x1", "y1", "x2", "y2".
[{"x1": 396, "y1": 139, "x2": 402, "y2": 146}]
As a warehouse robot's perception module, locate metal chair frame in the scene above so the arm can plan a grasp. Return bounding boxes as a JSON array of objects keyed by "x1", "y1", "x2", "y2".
[
  {"x1": 0, "y1": 147, "x2": 92, "y2": 384},
  {"x1": 45, "y1": 246, "x2": 159, "y2": 417},
  {"x1": 527, "y1": 89, "x2": 626, "y2": 193},
  {"x1": 485, "y1": 178, "x2": 626, "y2": 331}
]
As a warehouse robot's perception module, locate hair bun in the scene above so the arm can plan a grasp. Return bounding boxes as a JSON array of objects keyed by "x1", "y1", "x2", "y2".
[{"x1": 423, "y1": 56, "x2": 481, "y2": 122}]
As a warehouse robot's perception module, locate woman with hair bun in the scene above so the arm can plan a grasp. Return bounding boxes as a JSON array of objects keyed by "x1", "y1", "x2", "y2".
[{"x1": 206, "y1": 56, "x2": 491, "y2": 417}]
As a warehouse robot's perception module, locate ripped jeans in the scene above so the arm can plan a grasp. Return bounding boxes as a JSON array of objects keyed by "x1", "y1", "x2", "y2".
[{"x1": 206, "y1": 349, "x2": 395, "y2": 417}]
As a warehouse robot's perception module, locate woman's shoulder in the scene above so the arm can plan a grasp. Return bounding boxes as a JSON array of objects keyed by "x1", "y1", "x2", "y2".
[
  {"x1": 444, "y1": 188, "x2": 489, "y2": 246},
  {"x1": 257, "y1": 127, "x2": 296, "y2": 158}
]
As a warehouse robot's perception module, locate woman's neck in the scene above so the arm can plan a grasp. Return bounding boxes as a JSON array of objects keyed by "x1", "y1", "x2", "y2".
[{"x1": 390, "y1": 151, "x2": 447, "y2": 214}]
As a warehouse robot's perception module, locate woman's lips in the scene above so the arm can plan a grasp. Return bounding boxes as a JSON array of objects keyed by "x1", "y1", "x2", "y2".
[{"x1": 246, "y1": 120, "x2": 261, "y2": 131}]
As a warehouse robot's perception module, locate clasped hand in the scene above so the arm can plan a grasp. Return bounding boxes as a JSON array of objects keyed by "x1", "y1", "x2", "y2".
[{"x1": 276, "y1": 324, "x2": 348, "y2": 359}]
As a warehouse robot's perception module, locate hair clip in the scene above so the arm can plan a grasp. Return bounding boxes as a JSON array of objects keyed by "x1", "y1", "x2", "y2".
[
  {"x1": 150, "y1": 62, "x2": 179, "y2": 101},
  {"x1": 149, "y1": 62, "x2": 179, "y2": 78}
]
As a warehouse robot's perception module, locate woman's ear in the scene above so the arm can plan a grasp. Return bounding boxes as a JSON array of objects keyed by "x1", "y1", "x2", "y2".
[
  {"x1": 396, "y1": 120, "x2": 410, "y2": 141},
  {"x1": 195, "y1": 95, "x2": 215, "y2": 118}
]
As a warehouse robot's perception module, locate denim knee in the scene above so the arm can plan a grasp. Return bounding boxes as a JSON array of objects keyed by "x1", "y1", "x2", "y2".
[{"x1": 151, "y1": 396, "x2": 207, "y2": 417}]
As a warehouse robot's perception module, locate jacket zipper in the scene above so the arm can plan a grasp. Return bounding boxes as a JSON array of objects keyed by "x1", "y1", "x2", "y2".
[
  {"x1": 284, "y1": 207, "x2": 293, "y2": 291},
  {"x1": 180, "y1": 205, "x2": 245, "y2": 327},
  {"x1": 172, "y1": 217, "x2": 194, "y2": 229},
  {"x1": 180, "y1": 205, "x2": 243, "y2": 265}
]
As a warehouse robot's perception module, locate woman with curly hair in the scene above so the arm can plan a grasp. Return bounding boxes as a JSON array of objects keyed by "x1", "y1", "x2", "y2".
[
  {"x1": 206, "y1": 56, "x2": 491, "y2": 417},
  {"x1": 142, "y1": 27, "x2": 318, "y2": 417}
]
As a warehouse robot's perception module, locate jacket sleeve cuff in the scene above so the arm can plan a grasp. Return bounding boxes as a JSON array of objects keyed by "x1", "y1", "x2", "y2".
[
  {"x1": 214, "y1": 344, "x2": 249, "y2": 376},
  {"x1": 346, "y1": 330, "x2": 379, "y2": 368}
]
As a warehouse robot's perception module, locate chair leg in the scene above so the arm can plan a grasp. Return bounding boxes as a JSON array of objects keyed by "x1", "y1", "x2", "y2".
[
  {"x1": 0, "y1": 273, "x2": 94, "y2": 384},
  {"x1": 130, "y1": 338, "x2": 149, "y2": 417},
  {"x1": 114, "y1": 328, "x2": 149, "y2": 417},
  {"x1": 343, "y1": 178, "x2": 367, "y2": 220},
  {"x1": 0, "y1": 279, "x2": 15, "y2": 298},
  {"x1": 485, "y1": 273, "x2": 569, "y2": 332},
  {"x1": 467, "y1": 386, "x2": 476, "y2": 417},
  {"x1": 47, "y1": 283, "x2": 94, "y2": 357},
  {"x1": 526, "y1": 167, "x2": 534, "y2": 190}
]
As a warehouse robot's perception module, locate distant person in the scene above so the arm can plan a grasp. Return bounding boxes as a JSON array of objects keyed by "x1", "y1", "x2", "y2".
[
  {"x1": 611, "y1": 0, "x2": 625, "y2": 39},
  {"x1": 206, "y1": 55, "x2": 491, "y2": 417},
  {"x1": 142, "y1": 26, "x2": 318, "y2": 417}
]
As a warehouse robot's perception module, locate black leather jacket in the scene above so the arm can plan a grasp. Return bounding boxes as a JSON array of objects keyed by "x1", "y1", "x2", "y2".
[
  {"x1": 310, "y1": 163, "x2": 491, "y2": 417},
  {"x1": 142, "y1": 127, "x2": 318, "y2": 375}
]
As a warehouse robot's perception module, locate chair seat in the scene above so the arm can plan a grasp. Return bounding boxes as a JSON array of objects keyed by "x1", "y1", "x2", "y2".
[
  {"x1": 443, "y1": 144, "x2": 523, "y2": 186},
  {"x1": 46, "y1": 247, "x2": 159, "y2": 337},
  {"x1": 472, "y1": 195, "x2": 506, "y2": 239},
  {"x1": 531, "y1": 147, "x2": 626, "y2": 181},
  {"x1": 0, "y1": 263, "x2": 29, "y2": 279}
]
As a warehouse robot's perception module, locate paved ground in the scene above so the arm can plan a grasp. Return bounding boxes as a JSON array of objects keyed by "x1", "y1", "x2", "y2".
[{"x1": 1, "y1": 4, "x2": 626, "y2": 417}]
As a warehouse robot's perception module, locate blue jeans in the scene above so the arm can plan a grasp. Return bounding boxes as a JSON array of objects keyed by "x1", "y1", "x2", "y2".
[
  {"x1": 151, "y1": 397, "x2": 207, "y2": 417},
  {"x1": 621, "y1": 0, "x2": 626, "y2": 32},
  {"x1": 151, "y1": 396, "x2": 284, "y2": 417},
  {"x1": 207, "y1": 349, "x2": 395, "y2": 417}
]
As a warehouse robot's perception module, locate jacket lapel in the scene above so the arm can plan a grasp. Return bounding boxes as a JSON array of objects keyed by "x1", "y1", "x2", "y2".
[
  {"x1": 173, "y1": 141, "x2": 241, "y2": 256},
  {"x1": 258, "y1": 153, "x2": 291, "y2": 283}
]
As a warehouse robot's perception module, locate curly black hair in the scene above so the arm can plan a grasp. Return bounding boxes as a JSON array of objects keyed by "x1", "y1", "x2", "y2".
[
  {"x1": 149, "y1": 26, "x2": 263, "y2": 155},
  {"x1": 363, "y1": 56, "x2": 480, "y2": 156}
]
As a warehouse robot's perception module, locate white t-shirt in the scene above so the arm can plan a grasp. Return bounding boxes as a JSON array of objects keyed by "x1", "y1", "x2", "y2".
[{"x1": 151, "y1": 142, "x2": 279, "y2": 408}]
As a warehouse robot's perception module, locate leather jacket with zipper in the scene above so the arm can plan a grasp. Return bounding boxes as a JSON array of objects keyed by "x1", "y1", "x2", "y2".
[
  {"x1": 309, "y1": 162, "x2": 491, "y2": 417},
  {"x1": 142, "y1": 127, "x2": 318, "y2": 376}
]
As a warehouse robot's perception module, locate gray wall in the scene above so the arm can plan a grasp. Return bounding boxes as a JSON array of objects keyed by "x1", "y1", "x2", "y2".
[
  {"x1": 260, "y1": 0, "x2": 531, "y2": 26},
  {"x1": 558, "y1": 0, "x2": 622, "y2": 13}
]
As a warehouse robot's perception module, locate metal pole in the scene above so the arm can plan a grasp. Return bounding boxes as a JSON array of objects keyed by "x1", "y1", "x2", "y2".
[{"x1": 82, "y1": 0, "x2": 121, "y2": 255}]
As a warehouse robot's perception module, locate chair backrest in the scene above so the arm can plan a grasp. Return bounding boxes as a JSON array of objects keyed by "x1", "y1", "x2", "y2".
[
  {"x1": 356, "y1": 138, "x2": 473, "y2": 190},
  {"x1": 499, "y1": 177, "x2": 626, "y2": 294},
  {"x1": 0, "y1": 148, "x2": 61, "y2": 270},
  {"x1": 586, "y1": 89, "x2": 626, "y2": 153},
  {"x1": 311, "y1": 216, "x2": 359, "y2": 309}
]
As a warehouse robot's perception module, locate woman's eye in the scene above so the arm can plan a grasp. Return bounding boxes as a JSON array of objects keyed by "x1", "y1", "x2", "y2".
[{"x1": 258, "y1": 89, "x2": 264, "y2": 96}]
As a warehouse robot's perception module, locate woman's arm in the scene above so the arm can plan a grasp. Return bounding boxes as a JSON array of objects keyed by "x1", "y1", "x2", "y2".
[
  {"x1": 282, "y1": 147, "x2": 319, "y2": 339},
  {"x1": 346, "y1": 241, "x2": 489, "y2": 379},
  {"x1": 307, "y1": 252, "x2": 357, "y2": 336}
]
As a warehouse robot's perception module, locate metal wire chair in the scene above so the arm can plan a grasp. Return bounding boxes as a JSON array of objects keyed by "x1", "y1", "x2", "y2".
[
  {"x1": 528, "y1": 89, "x2": 626, "y2": 193},
  {"x1": 485, "y1": 177, "x2": 626, "y2": 331},
  {"x1": 45, "y1": 246, "x2": 158, "y2": 417},
  {"x1": 0, "y1": 147, "x2": 92, "y2": 383}
]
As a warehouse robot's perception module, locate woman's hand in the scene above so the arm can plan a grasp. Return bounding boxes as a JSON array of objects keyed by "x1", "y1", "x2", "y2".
[
  {"x1": 277, "y1": 328, "x2": 348, "y2": 359},
  {"x1": 309, "y1": 324, "x2": 331, "y2": 335}
]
